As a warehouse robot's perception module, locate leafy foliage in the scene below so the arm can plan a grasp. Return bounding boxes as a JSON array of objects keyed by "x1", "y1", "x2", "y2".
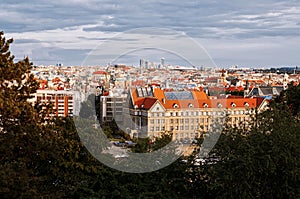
[{"x1": 187, "y1": 97, "x2": 300, "y2": 199}]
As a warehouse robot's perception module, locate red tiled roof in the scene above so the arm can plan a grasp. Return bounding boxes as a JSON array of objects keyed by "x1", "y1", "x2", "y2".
[
  {"x1": 132, "y1": 80, "x2": 146, "y2": 87},
  {"x1": 52, "y1": 77, "x2": 61, "y2": 83},
  {"x1": 131, "y1": 87, "x2": 261, "y2": 110},
  {"x1": 93, "y1": 70, "x2": 107, "y2": 75},
  {"x1": 141, "y1": 98, "x2": 157, "y2": 109}
]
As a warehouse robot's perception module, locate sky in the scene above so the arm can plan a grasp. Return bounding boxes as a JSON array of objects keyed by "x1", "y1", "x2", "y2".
[{"x1": 1, "y1": 0, "x2": 300, "y2": 68}]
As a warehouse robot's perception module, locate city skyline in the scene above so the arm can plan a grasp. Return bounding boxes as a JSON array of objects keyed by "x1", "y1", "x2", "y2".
[{"x1": 1, "y1": 0, "x2": 300, "y2": 67}]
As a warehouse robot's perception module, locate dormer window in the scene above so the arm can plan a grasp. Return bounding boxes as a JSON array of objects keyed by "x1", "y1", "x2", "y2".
[
  {"x1": 217, "y1": 102, "x2": 222, "y2": 108},
  {"x1": 203, "y1": 103, "x2": 208, "y2": 108},
  {"x1": 244, "y1": 102, "x2": 249, "y2": 107},
  {"x1": 188, "y1": 103, "x2": 194, "y2": 108},
  {"x1": 231, "y1": 102, "x2": 236, "y2": 107},
  {"x1": 173, "y1": 103, "x2": 179, "y2": 108}
]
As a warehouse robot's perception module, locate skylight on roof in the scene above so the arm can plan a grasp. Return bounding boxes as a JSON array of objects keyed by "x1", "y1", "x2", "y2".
[{"x1": 164, "y1": 91, "x2": 194, "y2": 100}]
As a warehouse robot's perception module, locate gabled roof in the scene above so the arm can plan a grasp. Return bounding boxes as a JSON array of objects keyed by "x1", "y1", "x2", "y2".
[
  {"x1": 248, "y1": 86, "x2": 284, "y2": 97},
  {"x1": 140, "y1": 98, "x2": 157, "y2": 109}
]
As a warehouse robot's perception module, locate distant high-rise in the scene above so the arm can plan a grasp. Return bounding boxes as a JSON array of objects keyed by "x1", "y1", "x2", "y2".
[
  {"x1": 160, "y1": 57, "x2": 165, "y2": 68},
  {"x1": 139, "y1": 59, "x2": 145, "y2": 68}
]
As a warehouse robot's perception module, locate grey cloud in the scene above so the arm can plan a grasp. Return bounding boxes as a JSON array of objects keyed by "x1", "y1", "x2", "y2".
[
  {"x1": 2, "y1": 0, "x2": 300, "y2": 66},
  {"x1": 2, "y1": 0, "x2": 300, "y2": 39},
  {"x1": 34, "y1": 47, "x2": 90, "y2": 66},
  {"x1": 14, "y1": 39, "x2": 41, "y2": 44}
]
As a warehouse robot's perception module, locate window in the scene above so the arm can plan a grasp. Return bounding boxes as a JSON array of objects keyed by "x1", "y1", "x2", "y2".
[
  {"x1": 185, "y1": 125, "x2": 189, "y2": 130},
  {"x1": 156, "y1": 126, "x2": 160, "y2": 131},
  {"x1": 173, "y1": 103, "x2": 179, "y2": 108},
  {"x1": 150, "y1": 127, "x2": 154, "y2": 132},
  {"x1": 203, "y1": 103, "x2": 208, "y2": 108},
  {"x1": 231, "y1": 102, "x2": 236, "y2": 107},
  {"x1": 185, "y1": 118, "x2": 189, "y2": 123},
  {"x1": 150, "y1": 119, "x2": 154, "y2": 124},
  {"x1": 188, "y1": 103, "x2": 194, "y2": 108},
  {"x1": 217, "y1": 103, "x2": 222, "y2": 108},
  {"x1": 244, "y1": 102, "x2": 249, "y2": 107}
]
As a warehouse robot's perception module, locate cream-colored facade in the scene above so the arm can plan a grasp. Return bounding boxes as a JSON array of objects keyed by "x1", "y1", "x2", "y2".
[{"x1": 125, "y1": 87, "x2": 266, "y2": 140}]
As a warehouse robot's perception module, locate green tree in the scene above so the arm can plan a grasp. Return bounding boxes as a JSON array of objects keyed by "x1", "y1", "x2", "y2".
[
  {"x1": 187, "y1": 98, "x2": 300, "y2": 199},
  {"x1": 0, "y1": 31, "x2": 57, "y2": 198},
  {"x1": 277, "y1": 82, "x2": 300, "y2": 116}
]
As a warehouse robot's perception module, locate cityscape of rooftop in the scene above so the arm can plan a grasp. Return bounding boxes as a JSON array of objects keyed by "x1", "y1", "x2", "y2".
[{"x1": 1, "y1": 0, "x2": 300, "y2": 198}]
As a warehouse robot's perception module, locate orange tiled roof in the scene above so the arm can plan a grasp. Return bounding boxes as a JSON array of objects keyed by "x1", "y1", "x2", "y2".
[{"x1": 130, "y1": 87, "x2": 263, "y2": 110}]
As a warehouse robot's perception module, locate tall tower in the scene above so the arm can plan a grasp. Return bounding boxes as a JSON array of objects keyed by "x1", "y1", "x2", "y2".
[
  {"x1": 160, "y1": 57, "x2": 165, "y2": 68},
  {"x1": 140, "y1": 59, "x2": 145, "y2": 68}
]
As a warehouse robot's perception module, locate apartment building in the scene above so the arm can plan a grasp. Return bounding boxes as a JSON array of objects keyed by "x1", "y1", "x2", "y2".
[
  {"x1": 29, "y1": 90, "x2": 75, "y2": 117},
  {"x1": 124, "y1": 87, "x2": 267, "y2": 140},
  {"x1": 99, "y1": 95, "x2": 126, "y2": 124}
]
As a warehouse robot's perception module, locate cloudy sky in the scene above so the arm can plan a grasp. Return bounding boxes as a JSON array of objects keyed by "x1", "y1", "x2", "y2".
[{"x1": 1, "y1": 0, "x2": 300, "y2": 67}]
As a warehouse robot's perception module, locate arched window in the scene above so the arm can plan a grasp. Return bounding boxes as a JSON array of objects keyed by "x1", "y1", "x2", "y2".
[
  {"x1": 217, "y1": 102, "x2": 222, "y2": 108},
  {"x1": 231, "y1": 102, "x2": 236, "y2": 107},
  {"x1": 203, "y1": 103, "x2": 208, "y2": 108},
  {"x1": 173, "y1": 103, "x2": 179, "y2": 108},
  {"x1": 244, "y1": 102, "x2": 249, "y2": 107},
  {"x1": 188, "y1": 103, "x2": 194, "y2": 108}
]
